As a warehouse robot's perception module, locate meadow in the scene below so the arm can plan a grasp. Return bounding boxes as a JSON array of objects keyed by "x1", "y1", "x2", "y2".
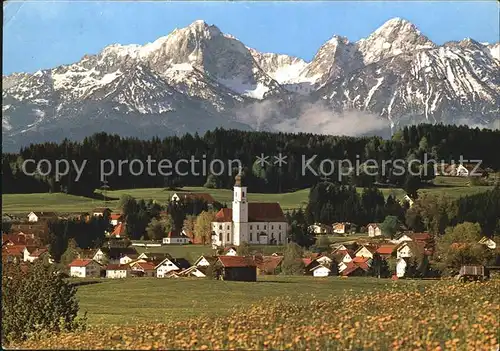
[
  {"x1": 14, "y1": 278, "x2": 499, "y2": 350},
  {"x1": 72, "y1": 276, "x2": 433, "y2": 325},
  {"x1": 2, "y1": 176, "x2": 493, "y2": 215}
]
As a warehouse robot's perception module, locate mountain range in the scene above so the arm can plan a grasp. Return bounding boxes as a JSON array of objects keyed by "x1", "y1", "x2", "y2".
[{"x1": 2, "y1": 18, "x2": 499, "y2": 151}]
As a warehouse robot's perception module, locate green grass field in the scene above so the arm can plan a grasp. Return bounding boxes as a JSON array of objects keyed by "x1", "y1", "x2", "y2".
[
  {"x1": 73, "y1": 276, "x2": 434, "y2": 325},
  {"x1": 2, "y1": 176, "x2": 492, "y2": 214}
]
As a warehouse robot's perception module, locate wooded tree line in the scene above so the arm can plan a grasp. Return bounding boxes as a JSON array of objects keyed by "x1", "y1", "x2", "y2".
[
  {"x1": 305, "y1": 182, "x2": 406, "y2": 227},
  {"x1": 2, "y1": 124, "x2": 499, "y2": 195},
  {"x1": 301, "y1": 182, "x2": 500, "y2": 238}
]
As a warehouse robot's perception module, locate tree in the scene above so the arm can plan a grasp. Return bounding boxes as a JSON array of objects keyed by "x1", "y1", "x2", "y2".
[
  {"x1": 194, "y1": 211, "x2": 216, "y2": 245},
  {"x1": 237, "y1": 242, "x2": 250, "y2": 256},
  {"x1": 380, "y1": 215, "x2": 401, "y2": 239},
  {"x1": 183, "y1": 215, "x2": 196, "y2": 236},
  {"x1": 281, "y1": 242, "x2": 305, "y2": 275},
  {"x1": 60, "y1": 238, "x2": 79, "y2": 267},
  {"x1": 146, "y1": 218, "x2": 169, "y2": 241},
  {"x1": 435, "y1": 222, "x2": 494, "y2": 272},
  {"x1": 2, "y1": 260, "x2": 85, "y2": 344}
]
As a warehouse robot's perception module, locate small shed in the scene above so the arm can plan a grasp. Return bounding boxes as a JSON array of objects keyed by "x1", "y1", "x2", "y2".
[{"x1": 214, "y1": 256, "x2": 257, "y2": 282}]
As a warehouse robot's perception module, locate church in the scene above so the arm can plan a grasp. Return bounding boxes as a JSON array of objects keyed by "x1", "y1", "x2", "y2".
[{"x1": 211, "y1": 174, "x2": 288, "y2": 247}]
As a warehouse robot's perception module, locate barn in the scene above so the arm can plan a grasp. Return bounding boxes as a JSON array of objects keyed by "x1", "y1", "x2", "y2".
[{"x1": 214, "y1": 256, "x2": 257, "y2": 282}]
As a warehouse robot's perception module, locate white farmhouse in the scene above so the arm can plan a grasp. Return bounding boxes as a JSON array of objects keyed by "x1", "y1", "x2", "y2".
[
  {"x1": 310, "y1": 264, "x2": 331, "y2": 277},
  {"x1": 162, "y1": 231, "x2": 190, "y2": 245},
  {"x1": 105, "y1": 264, "x2": 130, "y2": 278},
  {"x1": 479, "y1": 237, "x2": 497, "y2": 249},
  {"x1": 396, "y1": 258, "x2": 408, "y2": 278},
  {"x1": 68, "y1": 259, "x2": 101, "y2": 278},
  {"x1": 396, "y1": 243, "x2": 414, "y2": 259},
  {"x1": 155, "y1": 257, "x2": 181, "y2": 278},
  {"x1": 211, "y1": 175, "x2": 288, "y2": 247},
  {"x1": 367, "y1": 223, "x2": 382, "y2": 237}
]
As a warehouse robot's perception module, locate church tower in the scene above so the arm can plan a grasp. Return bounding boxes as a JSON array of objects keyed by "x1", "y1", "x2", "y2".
[{"x1": 232, "y1": 173, "x2": 248, "y2": 246}]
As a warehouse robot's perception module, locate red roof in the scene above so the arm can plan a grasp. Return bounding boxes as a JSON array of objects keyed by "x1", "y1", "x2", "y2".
[
  {"x1": 215, "y1": 208, "x2": 232, "y2": 222},
  {"x1": 302, "y1": 258, "x2": 313, "y2": 266},
  {"x1": 111, "y1": 223, "x2": 126, "y2": 237},
  {"x1": 30, "y1": 248, "x2": 48, "y2": 257},
  {"x1": 167, "y1": 231, "x2": 186, "y2": 238},
  {"x1": 177, "y1": 193, "x2": 215, "y2": 203},
  {"x1": 110, "y1": 213, "x2": 122, "y2": 221},
  {"x1": 133, "y1": 262, "x2": 156, "y2": 271},
  {"x1": 411, "y1": 233, "x2": 431, "y2": 242},
  {"x1": 376, "y1": 245, "x2": 396, "y2": 256},
  {"x1": 352, "y1": 256, "x2": 370, "y2": 264},
  {"x1": 342, "y1": 262, "x2": 370, "y2": 276},
  {"x1": 217, "y1": 256, "x2": 256, "y2": 268},
  {"x1": 254, "y1": 256, "x2": 283, "y2": 273},
  {"x1": 214, "y1": 203, "x2": 286, "y2": 223},
  {"x1": 3, "y1": 245, "x2": 26, "y2": 256},
  {"x1": 68, "y1": 258, "x2": 96, "y2": 267}
]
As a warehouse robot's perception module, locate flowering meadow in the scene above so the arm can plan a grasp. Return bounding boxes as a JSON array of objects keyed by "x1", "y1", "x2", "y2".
[{"x1": 11, "y1": 280, "x2": 499, "y2": 350}]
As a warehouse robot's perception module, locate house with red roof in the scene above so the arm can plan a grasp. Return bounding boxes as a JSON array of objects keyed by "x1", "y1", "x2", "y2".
[
  {"x1": 375, "y1": 244, "x2": 397, "y2": 258},
  {"x1": 110, "y1": 213, "x2": 123, "y2": 226},
  {"x1": 254, "y1": 255, "x2": 283, "y2": 275},
  {"x1": 211, "y1": 175, "x2": 288, "y2": 247},
  {"x1": 68, "y1": 259, "x2": 102, "y2": 278},
  {"x1": 214, "y1": 256, "x2": 257, "y2": 281},
  {"x1": 341, "y1": 260, "x2": 371, "y2": 277},
  {"x1": 129, "y1": 261, "x2": 156, "y2": 277}
]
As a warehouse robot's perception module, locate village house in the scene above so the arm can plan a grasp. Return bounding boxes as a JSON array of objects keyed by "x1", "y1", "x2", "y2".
[
  {"x1": 25, "y1": 248, "x2": 52, "y2": 263},
  {"x1": 367, "y1": 223, "x2": 383, "y2": 237},
  {"x1": 92, "y1": 247, "x2": 139, "y2": 265},
  {"x1": 223, "y1": 247, "x2": 238, "y2": 256},
  {"x1": 171, "y1": 192, "x2": 216, "y2": 205},
  {"x1": 110, "y1": 213, "x2": 123, "y2": 226},
  {"x1": 310, "y1": 264, "x2": 331, "y2": 277},
  {"x1": 254, "y1": 255, "x2": 283, "y2": 275},
  {"x1": 162, "y1": 231, "x2": 190, "y2": 245},
  {"x1": 354, "y1": 245, "x2": 375, "y2": 259},
  {"x1": 194, "y1": 255, "x2": 218, "y2": 268},
  {"x1": 332, "y1": 222, "x2": 352, "y2": 234},
  {"x1": 478, "y1": 236, "x2": 497, "y2": 249},
  {"x1": 177, "y1": 265, "x2": 207, "y2": 278},
  {"x1": 155, "y1": 257, "x2": 184, "y2": 278},
  {"x1": 308, "y1": 223, "x2": 332, "y2": 235},
  {"x1": 396, "y1": 242, "x2": 427, "y2": 259},
  {"x1": 396, "y1": 258, "x2": 408, "y2": 278},
  {"x1": 2, "y1": 245, "x2": 25, "y2": 263},
  {"x1": 105, "y1": 264, "x2": 131, "y2": 279},
  {"x1": 92, "y1": 207, "x2": 112, "y2": 217},
  {"x1": 375, "y1": 244, "x2": 397, "y2": 258},
  {"x1": 2, "y1": 232, "x2": 37, "y2": 247},
  {"x1": 214, "y1": 256, "x2": 257, "y2": 281},
  {"x1": 211, "y1": 175, "x2": 288, "y2": 247},
  {"x1": 68, "y1": 259, "x2": 102, "y2": 278},
  {"x1": 129, "y1": 261, "x2": 156, "y2": 277},
  {"x1": 27, "y1": 211, "x2": 57, "y2": 223},
  {"x1": 341, "y1": 260, "x2": 370, "y2": 277}
]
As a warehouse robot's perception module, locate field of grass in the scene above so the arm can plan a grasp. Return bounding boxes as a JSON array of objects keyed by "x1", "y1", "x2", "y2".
[
  {"x1": 2, "y1": 176, "x2": 493, "y2": 214},
  {"x1": 72, "y1": 276, "x2": 433, "y2": 326},
  {"x1": 13, "y1": 279, "x2": 499, "y2": 350}
]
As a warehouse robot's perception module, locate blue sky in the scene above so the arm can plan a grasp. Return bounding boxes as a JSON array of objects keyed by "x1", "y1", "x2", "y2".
[{"x1": 3, "y1": 1, "x2": 499, "y2": 75}]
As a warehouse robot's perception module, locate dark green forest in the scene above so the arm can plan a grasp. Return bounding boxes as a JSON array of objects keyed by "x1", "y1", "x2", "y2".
[{"x1": 2, "y1": 124, "x2": 500, "y2": 195}]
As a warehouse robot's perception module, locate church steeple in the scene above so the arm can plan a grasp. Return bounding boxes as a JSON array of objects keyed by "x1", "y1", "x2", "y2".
[{"x1": 232, "y1": 171, "x2": 248, "y2": 245}]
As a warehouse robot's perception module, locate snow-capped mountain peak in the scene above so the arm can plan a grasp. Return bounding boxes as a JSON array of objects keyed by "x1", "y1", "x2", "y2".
[
  {"x1": 2, "y1": 17, "x2": 499, "y2": 151},
  {"x1": 357, "y1": 18, "x2": 436, "y2": 65}
]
